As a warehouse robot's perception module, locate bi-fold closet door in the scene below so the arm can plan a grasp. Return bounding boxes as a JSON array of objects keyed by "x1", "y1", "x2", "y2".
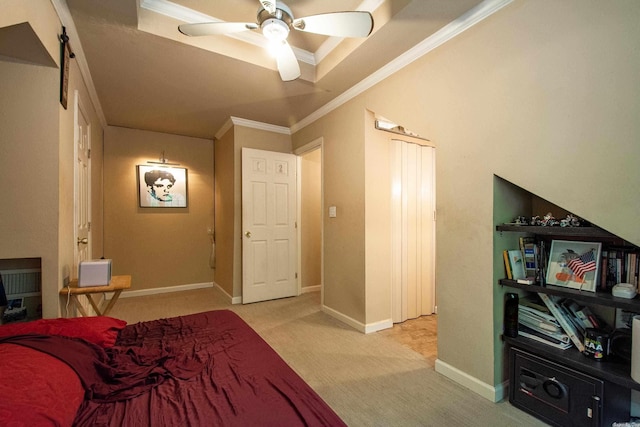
[{"x1": 391, "y1": 140, "x2": 436, "y2": 323}]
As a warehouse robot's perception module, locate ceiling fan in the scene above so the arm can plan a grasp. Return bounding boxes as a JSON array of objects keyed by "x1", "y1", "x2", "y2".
[{"x1": 178, "y1": 0, "x2": 374, "y2": 81}]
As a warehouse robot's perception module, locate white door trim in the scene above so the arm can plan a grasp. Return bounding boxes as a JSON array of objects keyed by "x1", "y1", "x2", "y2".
[
  {"x1": 74, "y1": 90, "x2": 92, "y2": 275},
  {"x1": 294, "y1": 137, "x2": 324, "y2": 303}
]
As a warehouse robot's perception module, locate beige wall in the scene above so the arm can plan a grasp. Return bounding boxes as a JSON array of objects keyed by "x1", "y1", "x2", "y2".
[
  {"x1": 364, "y1": 111, "x2": 393, "y2": 324},
  {"x1": 213, "y1": 128, "x2": 235, "y2": 296},
  {"x1": 294, "y1": 103, "x2": 367, "y2": 322},
  {"x1": 0, "y1": 0, "x2": 59, "y2": 66},
  {"x1": 0, "y1": 0, "x2": 104, "y2": 318},
  {"x1": 0, "y1": 60, "x2": 60, "y2": 318},
  {"x1": 301, "y1": 149, "x2": 322, "y2": 289},
  {"x1": 293, "y1": 0, "x2": 640, "y2": 394},
  {"x1": 103, "y1": 126, "x2": 214, "y2": 291}
]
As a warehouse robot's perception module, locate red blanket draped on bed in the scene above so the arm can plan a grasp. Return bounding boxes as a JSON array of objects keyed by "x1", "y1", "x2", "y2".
[{"x1": 17, "y1": 310, "x2": 344, "y2": 427}]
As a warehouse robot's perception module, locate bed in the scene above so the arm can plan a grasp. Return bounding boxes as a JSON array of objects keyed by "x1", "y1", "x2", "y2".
[{"x1": 0, "y1": 310, "x2": 346, "y2": 426}]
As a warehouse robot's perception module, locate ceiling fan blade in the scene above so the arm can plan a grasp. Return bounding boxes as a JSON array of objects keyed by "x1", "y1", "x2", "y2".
[
  {"x1": 178, "y1": 22, "x2": 258, "y2": 37},
  {"x1": 276, "y1": 41, "x2": 300, "y2": 81},
  {"x1": 258, "y1": 0, "x2": 277, "y2": 15},
  {"x1": 292, "y1": 11, "x2": 373, "y2": 38}
]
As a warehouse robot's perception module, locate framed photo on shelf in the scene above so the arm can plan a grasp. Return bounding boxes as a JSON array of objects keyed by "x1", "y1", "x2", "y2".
[
  {"x1": 545, "y1": 239, "x2": 602, "y2": 292},
  {"x1": 137, "y1": 165, "x2": 188, "y2": 208}
]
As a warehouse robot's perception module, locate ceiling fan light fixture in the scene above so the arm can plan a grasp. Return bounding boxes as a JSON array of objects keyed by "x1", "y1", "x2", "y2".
[
  {"x1": 177, "y1": 0, "x2": 372, "y2": 82},
  {"x1": 261, "y1": 18, "x2": 289, "y2": 41}
]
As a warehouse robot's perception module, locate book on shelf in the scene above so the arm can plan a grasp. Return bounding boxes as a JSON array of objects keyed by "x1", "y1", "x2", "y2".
[
  {"x1": 579, "y1": 306, "x2": 600, "y2": 329},
  {"x1": 537, "y1": 241, "x2": 548, "y2": 286},
  {"x1": 520, "y1": 237, "x2": 538, "y2": 278},
  {"x1": 626, "y1": 251, "x2": 639, "y2": 286},
  {"x1": 517, "y1": 299, "x2": 572, "y2": 349},
  {"x1": 503, "y1": 250, "x2": 513, "y2": 280},
  {"x1": 507, "y1": 249, "x2": 526, "y2": 280},
  {"x1": 538, "y1": 293, "x2": 586, "y2": 352},
  {"x1": 601, "y1": 249, "x2": 640, "y2": 290},
  {"x1": 557, "y1": 299, "x2": 586, "y2": 339},
  {"x1": 519, "y1": 294, "x2": 550, "y2": 314},
  {"x1": 600, "y1": 251, "x2": 609, "y2": 291},
  {"x1": 562, "y1": 299, "x2": 598, "y2": 329},
  {"x1": 519, "y1": 315, "x2": 566, "y2": 342},
  {"x1": 518, "y1": 324, "x2": 572, "y2": 350},
  {"x1": 518, "y1": 305, "x2": 561, "y2": 332}
]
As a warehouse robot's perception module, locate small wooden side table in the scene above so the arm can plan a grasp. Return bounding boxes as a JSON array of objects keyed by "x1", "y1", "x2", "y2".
[{"x1": 60, "y1": 275, "x2": 131, "y2": 317}]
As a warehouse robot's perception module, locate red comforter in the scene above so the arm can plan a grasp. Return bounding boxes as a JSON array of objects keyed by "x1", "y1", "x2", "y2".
[{"x1": 5, "y1": 310, "x2": 345, "y2": 427}]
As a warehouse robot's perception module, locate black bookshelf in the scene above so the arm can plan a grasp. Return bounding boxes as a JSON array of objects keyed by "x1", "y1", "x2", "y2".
[
  {"x1": 498, "y1": 221, "x2": 640, "y2": 422},
  {"x1": 499, "y1": 280, "x2": 640, "y2": 312},
  {"x1": 496, "y1": 224, "x2": 633, "y2": 246}
]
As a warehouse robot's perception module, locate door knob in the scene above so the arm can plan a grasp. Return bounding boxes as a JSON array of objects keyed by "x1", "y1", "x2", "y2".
[
  {"x1": 77, "y1": 237, "x2": 88, "y2": 245},
  {"x1": 245, "y1": 231, "x2": 252, "y2": 238}
]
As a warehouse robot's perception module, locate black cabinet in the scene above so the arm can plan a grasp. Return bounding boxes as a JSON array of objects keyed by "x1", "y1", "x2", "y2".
[{"x1": 510, "y1": 347, "x2": 629, "y2": 427}]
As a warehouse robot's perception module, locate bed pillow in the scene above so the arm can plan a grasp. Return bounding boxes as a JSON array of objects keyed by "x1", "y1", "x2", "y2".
[
  {"x1": 0, "y1": 343, "x2": 85, "y2": 427},
  {"x1": 0, "y1": 316, "x2": 127, "y2": 348}
]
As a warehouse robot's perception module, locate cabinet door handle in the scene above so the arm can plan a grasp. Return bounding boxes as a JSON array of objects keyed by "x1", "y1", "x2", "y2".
[{"x1": 589, "y1": 395, "x2": 601, "y2": 426}]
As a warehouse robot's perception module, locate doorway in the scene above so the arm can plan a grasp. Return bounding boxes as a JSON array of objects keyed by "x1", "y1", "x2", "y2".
[
  {"x1": 390, "y1": 139, "x2": 436, "y2": 323},
  {"x1": 295, "y1": 138, "x2": 323, "y2": 302},
  {"x1": 241, "y1": 148, "x2": 298, "y2": 304}
]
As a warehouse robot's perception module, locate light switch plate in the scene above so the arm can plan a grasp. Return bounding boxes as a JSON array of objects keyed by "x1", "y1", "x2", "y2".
[{"x1": 329, "y1": 206, "x2": 337, "y2": 218}]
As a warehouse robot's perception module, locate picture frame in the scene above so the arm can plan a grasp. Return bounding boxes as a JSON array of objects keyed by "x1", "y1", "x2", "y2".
[
  {"x1": 137, "y1": 165, "x2": 188, "y2": 208},
  {"x1": 545, "y1": 239, "x2": 602, "y2": 292}
]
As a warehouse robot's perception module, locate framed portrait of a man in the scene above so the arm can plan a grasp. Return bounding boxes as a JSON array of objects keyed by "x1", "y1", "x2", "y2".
[{"x1": 137, "y1": 165, "x2": 188, "y2": 208}]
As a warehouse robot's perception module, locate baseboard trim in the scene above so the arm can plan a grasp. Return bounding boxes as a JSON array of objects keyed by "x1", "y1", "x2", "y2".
[
  {"x1": 116, "y1": 282, "x2": 213, "y2": 299},
  {"x1": 320, "y1": 304, "x2": 392, "y2": 334},
  {"x1": 434, "y1": 359, "x2": 503, "y2": 402},
  {"x1": 210, "y1": 281, "x2": 242, "y2": 304},
  {"x1": 301, "y1": 285, "x2": 321, "y2": 294},
  {"x1": 321, "y1": 304, "x2": 366, "y2": 332},
  {"x1": 365, "y1": 318, "x2": 393, "y2": 334}
]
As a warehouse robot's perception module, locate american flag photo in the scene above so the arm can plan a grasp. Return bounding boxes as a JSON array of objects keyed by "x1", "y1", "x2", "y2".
[{"x1": 546, "y1": 240, "x2": 602, "y2": 292}]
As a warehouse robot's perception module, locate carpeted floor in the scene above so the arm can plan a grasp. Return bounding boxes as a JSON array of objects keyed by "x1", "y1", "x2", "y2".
[{"x1": 109, "y1": 287, "x2": 548, "y2": 426}]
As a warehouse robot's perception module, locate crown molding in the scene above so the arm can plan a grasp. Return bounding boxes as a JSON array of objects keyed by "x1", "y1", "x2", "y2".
[
  {"x1": 215, "y1": 116, "x2": 291, "y2": 140},
  {"x1": 215, "y1": 117, "x2": 234, "y2": 140},
  {"x1": 291, "y1": 0, "x2": 513, "y2": 133},
  {"x1": 231, "y1": 116, "x2": 291, "y2": 135}
]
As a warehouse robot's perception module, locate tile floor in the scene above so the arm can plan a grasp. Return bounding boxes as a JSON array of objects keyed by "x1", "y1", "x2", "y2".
[{"x1": 378, "y1": 314, "x2": 438, "y2": 366}]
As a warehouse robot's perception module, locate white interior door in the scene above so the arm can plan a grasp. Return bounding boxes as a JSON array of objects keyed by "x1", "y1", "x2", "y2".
[
  {"x1": 74, "y1": 91, "x2": 91, "y2": 277},
  {"x1": 242, "y1": 148, "x2": 297, "y2": 304},
  {"x1": 391, "y1": 140, "x2": 435, "y2": 323}
]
